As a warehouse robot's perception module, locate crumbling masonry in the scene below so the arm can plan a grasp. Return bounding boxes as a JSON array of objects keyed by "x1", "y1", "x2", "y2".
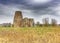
[{"x1": 13, "y1": 11, "x2": 34, "y2": 27}]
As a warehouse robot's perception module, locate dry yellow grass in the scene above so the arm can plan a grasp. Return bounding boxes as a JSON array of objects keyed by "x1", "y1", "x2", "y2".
[{"x1": 0, "y1": 26, "x2": 60, "y2": 43}]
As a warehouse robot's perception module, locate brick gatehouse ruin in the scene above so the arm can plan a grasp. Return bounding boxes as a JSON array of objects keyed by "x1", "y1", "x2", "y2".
[{"x1": 13, "y1": 11, "x2": 34, "y2": 27}]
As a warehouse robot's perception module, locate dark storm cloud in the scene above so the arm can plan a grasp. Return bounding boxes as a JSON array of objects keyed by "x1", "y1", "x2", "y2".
[
  {"x1": 0, "y1": 0, "x2": 60, "y2": 16},
  {"x1": 0, "y1": 0, "x2": 59, "y2": 9}
]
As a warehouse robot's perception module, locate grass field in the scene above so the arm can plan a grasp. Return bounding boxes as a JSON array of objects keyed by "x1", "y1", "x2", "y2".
[{"x1": 0, "y1": 26, "x2": 60, "y2": 43}]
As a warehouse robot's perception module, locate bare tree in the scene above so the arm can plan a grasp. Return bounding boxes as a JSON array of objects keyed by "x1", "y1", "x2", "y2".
[
  {"x1": 51, "y1": 19, "x2": 57, "y2": 26},
  {"x1": 42, "y1": 18, "x2": 49, "y2": 26},
  {"x1": 36, "y1": 21, "x2": 40, "y2": 26}
]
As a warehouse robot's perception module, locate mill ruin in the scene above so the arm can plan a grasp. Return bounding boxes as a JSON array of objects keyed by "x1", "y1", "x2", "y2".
[{"x1": 13, "y1": 11, "x2": 34, "y2": 27}]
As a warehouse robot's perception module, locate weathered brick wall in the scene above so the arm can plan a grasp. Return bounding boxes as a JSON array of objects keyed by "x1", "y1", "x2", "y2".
[
  {"x1": 22, "y1": 18, "x2": 34, "y2": 27},
  {"x1": 28, "y1": 19, "x2": 34, "y2": 27},
  {"x1": 22, "y1": 18, "x2": 29, "y2": 27}
]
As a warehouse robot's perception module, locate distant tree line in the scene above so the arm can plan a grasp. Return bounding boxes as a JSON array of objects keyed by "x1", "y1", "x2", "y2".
[
  {"x1": 36, "y1": 18, "x2": 58, "y2": 27},
  {"x1": 0, "y1": 23, "x2": 11, "y2": 27}
]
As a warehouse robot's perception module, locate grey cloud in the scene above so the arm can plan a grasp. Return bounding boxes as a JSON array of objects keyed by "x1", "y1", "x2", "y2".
[
  {"x1": 0, "y1": 0, "x2": 60, "y2": 24},
  {"x1": 0, "y1": 0, "x2": 60, "y2": 16},
  {"x1": 13, "y1": 0, "x2": 60, "y2": 16}
]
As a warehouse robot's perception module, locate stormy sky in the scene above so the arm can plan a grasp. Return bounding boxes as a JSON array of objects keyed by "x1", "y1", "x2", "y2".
[{"x1": 0, "y1": 0, "x2": 60, "y2": 24}]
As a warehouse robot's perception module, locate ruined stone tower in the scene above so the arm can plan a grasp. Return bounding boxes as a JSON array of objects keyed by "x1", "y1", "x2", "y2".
[
  {"x1": 13, "y1": 11, "x2": 35, "y2": 27},
  {"x1": 13, "y1": 11, "x2": 23, "y2": 27}
]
